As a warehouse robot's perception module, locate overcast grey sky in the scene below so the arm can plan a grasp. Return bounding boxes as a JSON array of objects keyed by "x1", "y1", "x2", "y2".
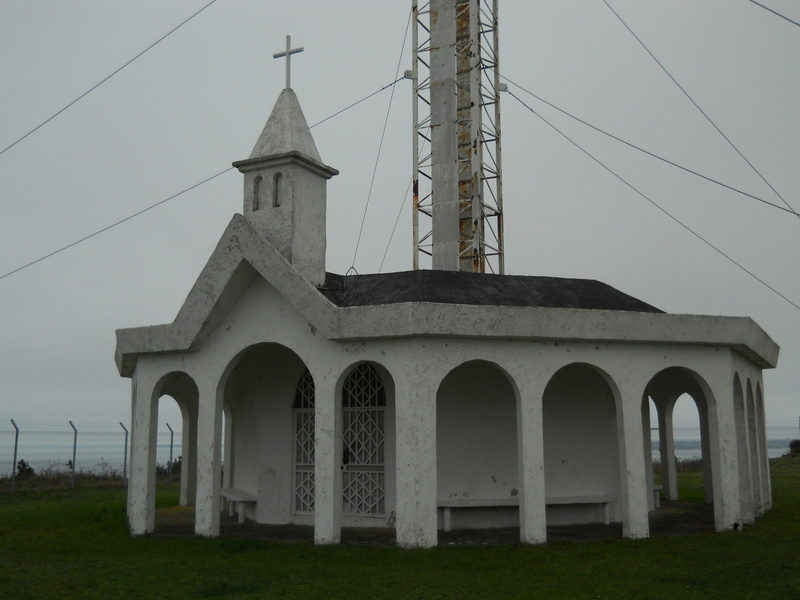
[{"x1": 1, "y1": 0, "x2": 798, "y2": 435}]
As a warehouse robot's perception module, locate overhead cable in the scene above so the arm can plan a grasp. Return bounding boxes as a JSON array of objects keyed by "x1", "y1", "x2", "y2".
[
  {"x1": 602, "y1": 0, "x2": 800, "y2": 219},
  {"x1": 506, "y1": 89, "x2": 800, "y2": 312},
  {"x1": 0, "y1": 167, "x2": 234, "y2": 282},
  {"x1": 0, "y1": 0, "x2": 219, "y2": 158},
  {"x1": 350, "y1": 6, "x2": 412, "y2": 270},
  {"x1": 501, "y1": 75, "x2": 797, "y2": 217},
  {"x1": 747, "y1": 0, "x2": 800, "y2": 28}
]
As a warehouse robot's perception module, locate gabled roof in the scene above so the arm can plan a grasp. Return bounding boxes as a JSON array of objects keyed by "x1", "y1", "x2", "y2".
[{"x1": 115, "y1": 215, "x2": 780, "y2": 377}]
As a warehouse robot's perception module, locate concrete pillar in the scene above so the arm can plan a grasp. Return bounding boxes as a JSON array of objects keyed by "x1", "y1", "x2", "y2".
[
  {"x1": 314, "y1": 372, "x2": 341, "y2": 544},
  {"x1": 746, "y1": 392, "x2": 763, "y2": 515},
  {"x1": 642, "y1": 399, "x2": 655, "y2": 511},
  {"x1": 394, "y1": 372, "x2": 437, "y2": 548},
  {"x1": 657, "y1": 402, "x2": 678, "y2": 501},
  {"x1": 179, "y1": 400, "x2": 198, "y2": 507},
  {"x1": 708, "y1": 386, "x2": 741, "y2": 532},
  {"x1": 517, "y1": 376, "x2": 546, "y2": 544},
  {"x1": 128, "y1": 372, "x2": 158, "y2": 535},
  {"x1": 194, "y1": 378, "x2": 223, "y2": 537},
  {"x1": 617, "y1": 381, "x2": 650, "y2": 539}
]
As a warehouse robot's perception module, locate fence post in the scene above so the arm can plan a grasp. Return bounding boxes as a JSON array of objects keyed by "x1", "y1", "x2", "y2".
[
  {"x1": 69, "y1": 421, "x2": 77, "y2": 488},
  {"x1": 10, "y1": 419, "x2": 19, "y2": 492},
  {"x1": 166, "y1": 423, "x2": 174, "y2": 485}
]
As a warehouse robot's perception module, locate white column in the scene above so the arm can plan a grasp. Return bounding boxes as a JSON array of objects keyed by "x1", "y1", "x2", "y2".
[
  {"x1": 709, "y1": 387, "x2": 742, "y2": 532},
  {"x1": 657, "y1": 402, "x2": 678, "y2": 501},
  {"x1": 617, "y1": 382, "x2": 649, "y2": 539},
  {"x1": 394, "y1": 373, "x2": 438, "y2": 548},
  {"x1": 517, "y1": 376, "x2": 546, "y2": 544},
  {"x1": 194, "y1": 377, "x2": 223, "y2": 537},
  {"x1": 128, "y1": 372, "x2": 157, "y2": 535},
  {"x1": 314, "y1": 373, "x2": 340, "y2": 544},
  {"x1": 179, "y1": 399, "x2": 198, "y2": 507}
]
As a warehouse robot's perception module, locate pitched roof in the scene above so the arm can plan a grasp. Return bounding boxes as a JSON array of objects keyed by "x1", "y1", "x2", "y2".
[
  {"x1": 319, "y1": 270, "x2": 663, "y2": 313},
  {"x1": 248, "y1": 88, "x2": 322, "y2": 162}
]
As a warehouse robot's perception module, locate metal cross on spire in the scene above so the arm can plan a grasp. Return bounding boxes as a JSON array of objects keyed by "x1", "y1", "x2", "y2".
[{"x1": 273, "y1": 35, "x2": 304, "y2": 89}]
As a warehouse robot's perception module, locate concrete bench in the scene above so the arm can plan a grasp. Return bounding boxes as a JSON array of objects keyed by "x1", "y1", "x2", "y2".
[
  {"x1": 546, "y1": 494, "x2": 612, "y2": 525},
  {"x1": 438, "y1": 495, "x2": 612, "y2": 531},
  {"x1": 220, "y1": 487, "x2": 257, "y2": 523},
  {"x1": 438, "y1": 497, "x2": 519, "y2": 532}
]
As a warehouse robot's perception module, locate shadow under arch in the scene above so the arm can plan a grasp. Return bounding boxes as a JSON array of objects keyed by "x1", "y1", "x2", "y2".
[
  {"x1": 217, "y1": 342, "x2": 313, "y2": 525},
  {"x1": 151, "y1": 371, "x2": 199, "y2": 508},
  {"x1": 542, "y1": 362, "x2": 621, "y2": 526},
  {"x1": 335, "y1": 360, "x2": 397, "y2": 526},
  {"x1": 435, "y1": 359, "x2": 520, "y2": 532},
  {"x1": 645, "y1": 367, "x2": 721, "y2": 521}
]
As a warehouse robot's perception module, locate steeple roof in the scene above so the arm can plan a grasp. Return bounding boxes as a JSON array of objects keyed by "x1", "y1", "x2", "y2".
[{"x1": 249, "y1": 88, "x2": 322, "y2": 162}]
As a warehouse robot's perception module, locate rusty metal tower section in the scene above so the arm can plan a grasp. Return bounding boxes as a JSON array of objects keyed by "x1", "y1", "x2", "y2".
[{"x1": 410, "y1": 0, "x2": 504, "y2": 273}]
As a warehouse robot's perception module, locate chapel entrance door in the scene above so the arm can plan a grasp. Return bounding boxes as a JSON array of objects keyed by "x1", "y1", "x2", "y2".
[{"x1": 341, "y1": 363, "x2": 386, "y2": 517}]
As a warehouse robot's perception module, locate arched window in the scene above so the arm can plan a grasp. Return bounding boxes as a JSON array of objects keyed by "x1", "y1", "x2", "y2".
[
  {"x1": 293, "y1": 370, "x2": 315, "y2": 514},
  {"x1": 253, "y1": 176, "x2": 263, "y2": 211},
  {"x1": 272, "y1": 172, "x2": 283, "y2": 208}
]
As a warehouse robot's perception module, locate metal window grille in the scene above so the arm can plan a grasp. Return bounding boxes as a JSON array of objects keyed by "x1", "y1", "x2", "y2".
[
  {"x1": 293, "y1": 370, "x2": 315, "y2": 514},
  {"x1": 342, "y1": 363, "x2": 386, "y2": 515}
]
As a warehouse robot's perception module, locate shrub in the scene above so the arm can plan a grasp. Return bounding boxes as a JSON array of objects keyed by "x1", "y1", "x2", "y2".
[
  {"x1": 16, "y1": 459, "x2": 34, "y2": 479},
  {"x1": 789, "y1": 439, "x2": 800, "y2": 457}
]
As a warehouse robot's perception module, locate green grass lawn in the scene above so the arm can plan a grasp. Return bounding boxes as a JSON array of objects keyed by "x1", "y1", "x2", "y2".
[{"x1": 1, "y1": 458, "x2": 798, "y2": 599}]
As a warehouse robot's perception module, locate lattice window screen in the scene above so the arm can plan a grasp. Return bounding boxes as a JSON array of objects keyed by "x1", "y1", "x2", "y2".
[
  {"x1": 293, "y1": 370, "x2": 315, "y2": 514},
  {"x1": 342, "y1": 363, "x2": 386, "y2": 515}
]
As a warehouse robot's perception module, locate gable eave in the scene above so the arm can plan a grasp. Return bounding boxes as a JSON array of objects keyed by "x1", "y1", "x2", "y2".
[{"x1": 115, "y1": 214, "x2": 340, "y2": 377}]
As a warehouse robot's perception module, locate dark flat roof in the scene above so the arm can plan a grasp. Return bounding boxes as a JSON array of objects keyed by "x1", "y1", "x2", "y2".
[{"x1": 319, "y1": 270, "x2": 663, "y2": 313}]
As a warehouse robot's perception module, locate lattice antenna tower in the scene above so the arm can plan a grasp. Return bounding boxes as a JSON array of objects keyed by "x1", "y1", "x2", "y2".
[{"x1": 409, "y1": 0, "x2": 505, "y2": 273}]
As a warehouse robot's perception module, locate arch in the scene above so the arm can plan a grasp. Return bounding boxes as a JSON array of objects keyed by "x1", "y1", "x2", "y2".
[
  {"x1": 217, "y1": 342, "x2": 312, "y2": 525},
  {"x1": 151, "y1": 371, "x2": 199, "y2": 509},
  {"x1": 436, "y1": 360, "x2": 520, "y2": 530},
  {"x1": 337, "y1": 361, "x2": 396, "y2": 522},
  {"x1": 543, "y1": 363, "x2": 621, "y2": 525},
  {"x1": 644, "y1": 366, "x2": 739, "y2": 530}
]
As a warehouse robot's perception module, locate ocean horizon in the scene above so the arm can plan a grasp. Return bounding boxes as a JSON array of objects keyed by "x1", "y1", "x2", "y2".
[{"x1": 1, "y1": 423, "x2": 798, "y2": 477}]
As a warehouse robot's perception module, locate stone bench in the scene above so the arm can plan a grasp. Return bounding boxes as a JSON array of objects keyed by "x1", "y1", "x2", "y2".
[
  {"x1": 220, "y1": 487, "x2": 257, "y2": 523},
  {"x1": 438, "y1": 494, "x2": 612, "y2": 531}
]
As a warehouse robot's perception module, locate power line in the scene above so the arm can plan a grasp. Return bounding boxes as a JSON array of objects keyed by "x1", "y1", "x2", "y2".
[
  {"x1": 747, "y1": 0, "x2": 800, "y2": 28},
  {"x1": 0, "y1": 167, "x2": 234, "y2": 282},
  {"x1": 309, "y1": 77, "x2": 405, "y2": 130},
  {"x1": 602, "y1": 0, "x2": 800, "y2": 219},
  {"x1": 501, "y1": 75, "x2": 798, "y2": 217},
  {"x1": 506, "y1": 89, "x2": 800, "y2": 312},
  {"x1": 0, "y1": 0, "x2": 219, "y2": 158}
]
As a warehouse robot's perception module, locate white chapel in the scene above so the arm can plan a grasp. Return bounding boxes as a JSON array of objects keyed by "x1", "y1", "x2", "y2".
[{"x1": 115, "y1": 2, "x2": 778, "y2": 548}]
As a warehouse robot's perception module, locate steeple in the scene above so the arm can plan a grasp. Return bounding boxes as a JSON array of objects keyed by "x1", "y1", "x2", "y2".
[{"x1": 233, "y1": 42, "x2": 337, "y2": 287}]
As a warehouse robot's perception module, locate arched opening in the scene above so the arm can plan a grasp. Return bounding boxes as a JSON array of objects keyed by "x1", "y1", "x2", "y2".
[
  {"x1": 645, "y1": 367, "x2": 732, "y2": 530},
  {"x1": 338, "y1": 362, "x2": 396, "y2": 525},
  {"x1": 220, "y1": 343, "x2": 311, "y2": 525},
  {"x1": 272, "y1": 172, "x2": 283, "y2": 207},
  {"x1": 152, "y1": 372, "x2": 198, "y2": 510},
  {"x1": 746, "y1": 380, "x2": 763, "y2": 514},
  {"x1": 253, "y1": 175, "x2": 263, "y2": 211},
  {"x1": 436, "y1": 360, "x2": 519, "y2": 530},
  {"x1": 543, "y1": 363, "x2": 620, "y2": 525}
]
